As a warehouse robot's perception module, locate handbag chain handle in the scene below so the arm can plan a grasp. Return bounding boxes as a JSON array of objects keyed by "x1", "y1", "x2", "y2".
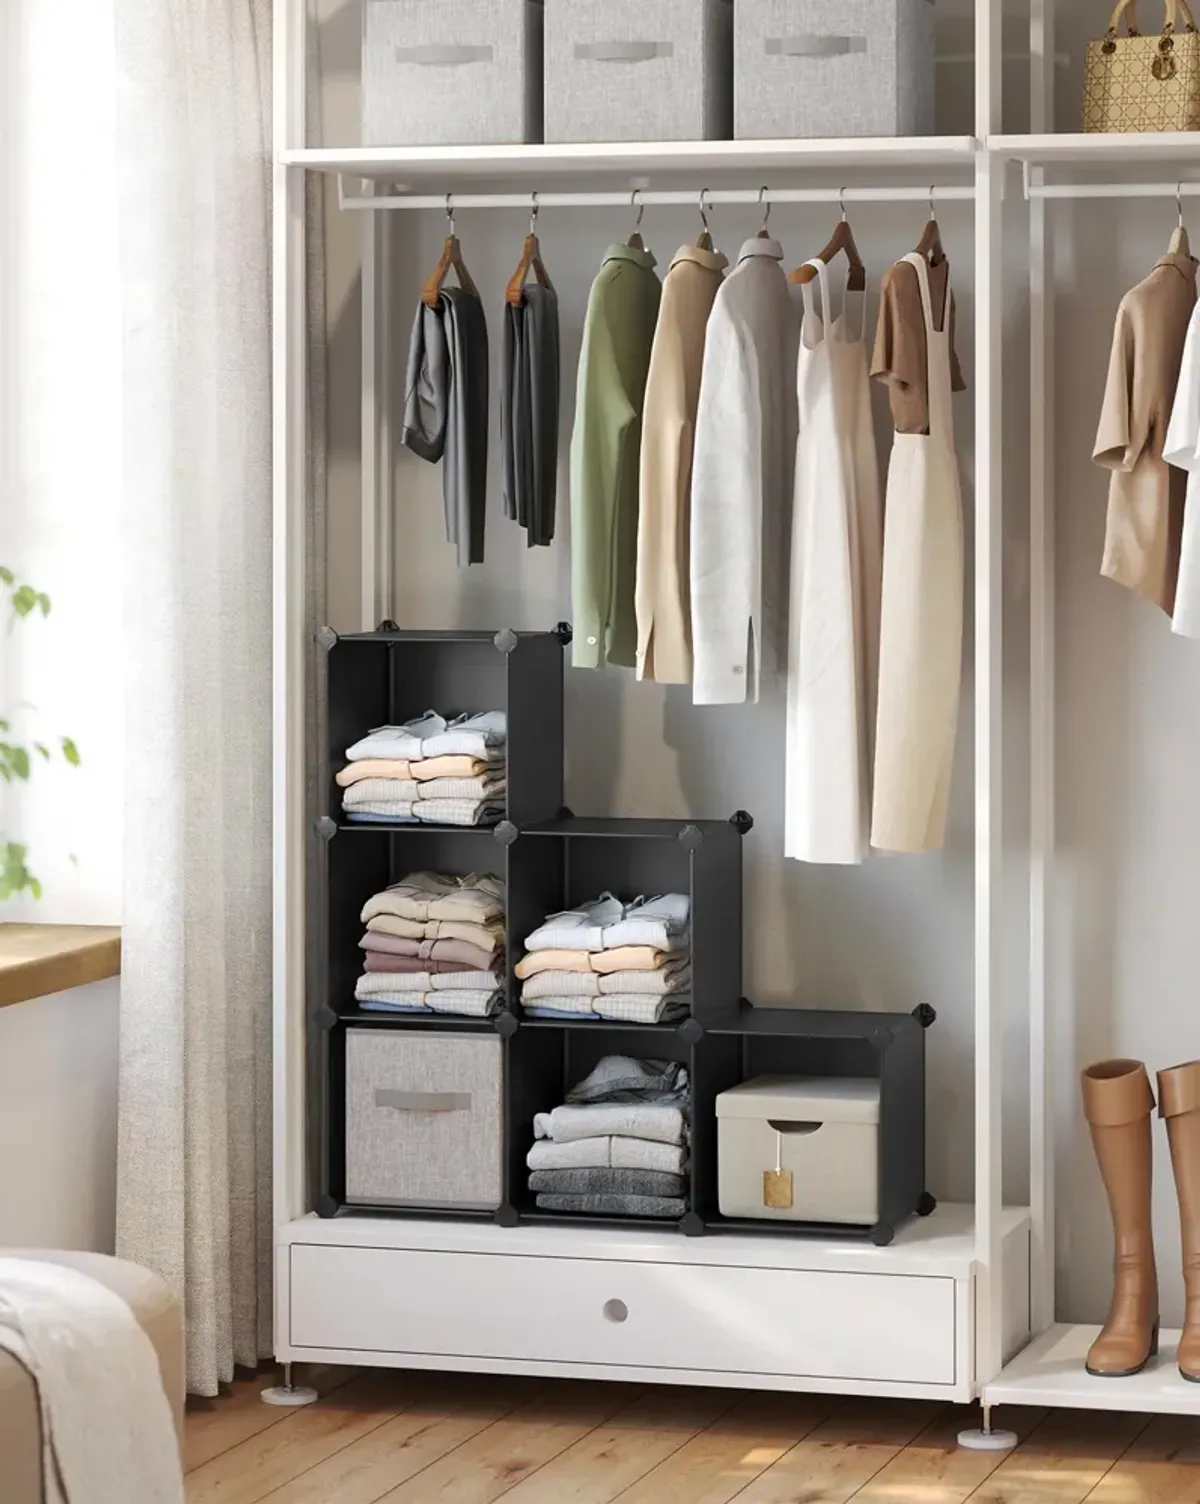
[{"x1": 1106, "y1": 0, "x2": 1197, "y2": 37}]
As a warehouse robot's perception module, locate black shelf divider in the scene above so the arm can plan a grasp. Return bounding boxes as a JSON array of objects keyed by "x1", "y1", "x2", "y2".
[{"x1": 312, "y1": 623, "x2": 930, "y2": 1242}]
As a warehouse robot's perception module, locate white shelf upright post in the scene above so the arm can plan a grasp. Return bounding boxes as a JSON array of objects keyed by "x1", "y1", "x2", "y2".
[
  {"x1": 961, "y1": 0, "x2": 1014, "y2": 1453},
  {"x1": 360, "y1": 191, "x2": 395, "y2": 630},
  {"x1": 1028, "y1": 0, "x2": 1058, "y2": 1346},
  {"x1": 269, "y1": 0, "x2": 318, "y2": 1408}
]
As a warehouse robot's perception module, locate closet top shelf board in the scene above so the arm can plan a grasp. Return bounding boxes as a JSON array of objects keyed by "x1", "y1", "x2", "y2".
[
  {"x1": 991, "y1": 132, "x2": 1200, "y2": 165},
  {"x1": 280, "y1": 137, "x2": 978, "y2": 184}
]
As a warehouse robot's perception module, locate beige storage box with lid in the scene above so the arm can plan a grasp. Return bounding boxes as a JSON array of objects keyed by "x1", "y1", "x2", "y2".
[
  {"x1": 362, "y1": 0, "x2": 544, "y2": 146},
  {"x1": 544, "y1": 0, "x2": 732, "y2": 143},
  {"x1": 733, "y1": 0, "x2": 935, "y2": 140},
  {"x1": 345, "y1": 1029, "x2": 504, "y2": 1209},
  {"x1": 716, "y1": 1075, "x2": 880, "y2": 1224}
]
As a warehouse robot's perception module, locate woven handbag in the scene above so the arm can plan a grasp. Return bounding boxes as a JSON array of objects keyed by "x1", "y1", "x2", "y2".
[{"x1": 1083, "y1": 0, "x2": 1200, "y2": 131}]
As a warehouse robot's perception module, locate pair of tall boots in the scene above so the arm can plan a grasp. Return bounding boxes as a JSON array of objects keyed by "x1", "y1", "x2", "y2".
[{"x1": 1083, "y1": 1058, "x2": 1200, "y2": 1379}]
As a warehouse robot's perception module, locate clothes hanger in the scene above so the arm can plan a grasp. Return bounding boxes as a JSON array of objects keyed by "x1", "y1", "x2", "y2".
[
  {"x1": 421, "y1": 194, "x2": 480, "y2": 308},
  {"x1": 1170, "y1": 182, "x2": 1193, "y2": 260},
  {"x1": 505, "y1": 192, "x2": 554, "y2": 306},
  {"x1": 696, "y1": 187, "x2": 714, "y2": 252},
  {"x1": 789, "y1": 188, "x2": 867, "y2": 293},
  {"x1": 914, "y1": 185, "x2": 947, "y2": 268},
  {"x1": 626, "y1": 189, "x2": 646, "y2": 251},
  {"x1": 755, "y1": 185, "x2": 773, "y2": 241}
]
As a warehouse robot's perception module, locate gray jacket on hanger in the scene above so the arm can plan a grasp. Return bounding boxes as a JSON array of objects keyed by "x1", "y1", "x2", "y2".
[
  {"x1": 401, "y1": 288, "x2": 489, "y2": 566},
  {"x1": 502, "y1": 283, "x2": 560, "y2": 547}
]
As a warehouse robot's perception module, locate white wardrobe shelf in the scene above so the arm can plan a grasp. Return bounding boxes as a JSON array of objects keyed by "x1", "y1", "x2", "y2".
[
  {"x1": 991, "y1": 131, "x2": 1200, "y2": 166},
  {"x1": 280, "y1": 1202, "x2": 1029, "y2": 1281},
  {"x1": 985, "y1": 1323, "x2": 1200, "y2": 1416},
  {"x1": 280, "y1": 136, "x2": 978, "y2": 185}
]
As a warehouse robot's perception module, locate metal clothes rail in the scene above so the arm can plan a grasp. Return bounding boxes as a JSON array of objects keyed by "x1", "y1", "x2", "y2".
[{"x1": 336, "y1": 181, "x2": 979, "y2": 213}]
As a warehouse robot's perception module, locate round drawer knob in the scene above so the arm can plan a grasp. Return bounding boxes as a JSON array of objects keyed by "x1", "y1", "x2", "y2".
[{"x1": 602, "y1": 1298, "x2": 628, "y2": 1324}]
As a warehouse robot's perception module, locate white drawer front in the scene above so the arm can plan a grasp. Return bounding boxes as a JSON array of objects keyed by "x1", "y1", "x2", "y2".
[{"x1": 289, "y1": 1244, "x2": 956, "y2": 1386}]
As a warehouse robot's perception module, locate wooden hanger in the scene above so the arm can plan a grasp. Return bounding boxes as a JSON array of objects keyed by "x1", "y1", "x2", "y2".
[
  {"x1": 1171, "y1": 183, "x2": 1193, "y2": 260},
  {"x1": 506, "y1": 193, "x2": 553, "y2": 306},
  {"x1": 789, "y1": 189, "x2": 867, "y2": 292},
  {"x1": 421, "y1": 194, "x2": 480, "y2": 308},
  {"x1": 914, "y1": 186, "x2": 947, "y2": 268},
  {"x1": 696, "y1": 188, "x2": 714, "y2": 252},
  {"x1": 627, "y1": 189, "x2": 646, "y2": 251}
]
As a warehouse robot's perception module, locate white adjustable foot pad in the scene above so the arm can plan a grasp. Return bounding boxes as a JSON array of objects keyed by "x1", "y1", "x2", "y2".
[
  {"x1": 261, "y1": 1385, "x2": 319, "y2": 1407},
  {"x1": 957, "y1": 1427, "x2": 1018, "y2": 1451}
]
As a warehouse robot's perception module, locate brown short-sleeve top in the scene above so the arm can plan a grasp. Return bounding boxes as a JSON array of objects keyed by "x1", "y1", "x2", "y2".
[
  {"x1": 871, "y1": 257, "x2": 966, "y2": 435},
  {"x1": 1093, "y1": 252, "x2": 1196, "y2": 613}
]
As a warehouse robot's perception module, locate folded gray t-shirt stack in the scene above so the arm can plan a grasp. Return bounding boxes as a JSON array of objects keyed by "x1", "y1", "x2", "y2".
[{"x1": 529, "y1": 1055, "x2": 690, "y2": 1218}]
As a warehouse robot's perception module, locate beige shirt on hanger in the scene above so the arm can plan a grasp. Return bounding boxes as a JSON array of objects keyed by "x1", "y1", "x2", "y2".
[
  {"x1": 636, "y1": 242, "x2": 728, "y2": 684},
  {"x1": 1094, "y1": 251, "x2": 1197, "y2": 614}
]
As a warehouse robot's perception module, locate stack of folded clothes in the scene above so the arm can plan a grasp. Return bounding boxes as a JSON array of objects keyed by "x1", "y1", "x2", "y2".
[
  {"x1": 514, "y1": 893, "x2": 690, "y2": 1024},
  {"x1": 528, "y1": 1056, "x2": 690, "y2": 1218},
  {"x1": 354, "y1": 870, "x2": 505, "y2": 1017},
  {"x1": 336, "y1": 710, "x2": 506, "y2": 826}
]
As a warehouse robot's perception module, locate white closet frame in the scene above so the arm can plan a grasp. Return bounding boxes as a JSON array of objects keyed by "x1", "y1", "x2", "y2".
[{"x1": 270, "y1": 0, "x2": 1200, "y2": 1422}]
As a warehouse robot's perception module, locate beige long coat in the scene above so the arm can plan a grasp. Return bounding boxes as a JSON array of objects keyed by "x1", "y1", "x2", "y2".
[{"x1": 635, "y1": 243, "x2": 728, "y2": 684}]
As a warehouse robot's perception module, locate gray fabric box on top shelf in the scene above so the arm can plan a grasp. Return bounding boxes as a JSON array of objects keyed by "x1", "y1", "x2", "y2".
[
  {"x1": 362, "y1": 0, "x2": 544, "y2": 146},
  {"x1": 545, "y1": 0, "x2": 732, "y2": 144},
  {"x1": 734, "y1": 0, "x2": 935, "y2": 139},
  {"x1": 345, "y1": 1029, "x2": 504, "y2": 1209}
]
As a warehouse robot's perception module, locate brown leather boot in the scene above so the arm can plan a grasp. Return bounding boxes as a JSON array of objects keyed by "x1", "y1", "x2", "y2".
[
  {"x1": 1158, "y1": 1060, "x2": 1200, "y2": 1382},
  {"x1": 1082, "y1": 1059, "x2": 1159, "y2": 1376}
]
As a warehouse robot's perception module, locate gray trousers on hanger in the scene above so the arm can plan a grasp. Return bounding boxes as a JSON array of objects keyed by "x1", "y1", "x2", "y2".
[
  {"x1": 501, "y1": 283, "x2": 560, "y2": 548},
  {"x1": 401, "y1": 287, "x2": 489, "y2": 566}
]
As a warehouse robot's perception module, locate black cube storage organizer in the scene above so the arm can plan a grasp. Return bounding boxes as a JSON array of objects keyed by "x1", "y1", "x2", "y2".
[
  {"x1": 504, "y1": 815, "x2": 749, "y2": 1235},
  {"x1": 698, "y1": 1004, "x2": 937, "y2": 1246}
]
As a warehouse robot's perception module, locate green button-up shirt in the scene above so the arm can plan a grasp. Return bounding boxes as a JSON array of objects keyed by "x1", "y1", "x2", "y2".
[{"x1": 570, "y1": 243, "x2": 662, "y2": 669}]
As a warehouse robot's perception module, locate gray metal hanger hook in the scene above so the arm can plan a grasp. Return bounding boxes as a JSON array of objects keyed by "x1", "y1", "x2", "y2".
[
  {"x1": 929, "y1": 184, "x2": 937, "y2": 221},
  {"x1": 530, "y1": 190, "x2": 539, "y2": 234},
  {"x1": 630, "y1": 188, "x2": 645, "y2": 232},
  {"x1": 699, "y1": 187, "x2": 712, "y2": 235},
  {"x1": 758, "y1": 185, "x2": 771, "y2": 232},
  {"x1": 839, "y1": 186, "x2": 848, "y2": 222},
  {"x1": 1179, "y1": 182, "x2": 1186, "y2": 229},
  {"x1": 445, "y1": 192, "x2": 455, "y2": 236}
]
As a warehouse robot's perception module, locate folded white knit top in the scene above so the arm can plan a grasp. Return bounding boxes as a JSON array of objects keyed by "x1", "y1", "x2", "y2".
[
  {"x1": 525, "y1": 893, "x2": 690, "y2": 953},
  {"x1": 360, "y1": 871, "x2": 504, "y2": 925}
]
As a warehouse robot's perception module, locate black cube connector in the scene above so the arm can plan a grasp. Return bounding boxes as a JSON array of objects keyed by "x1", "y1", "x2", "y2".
[
  {"x1": 556, "y1": 804, "x2": 574, "y2": 820},
  {"x1": 495, "y1": 1010, "x2": 519, "y2": 1038},
  {"x1": 493, "y1": 628, "x2": 519, "y2": 655},
  {"x1": 678, "y1": 1017, "x2": 704, "y2": 1045},
  {"x1": 315, "y1": 1006, "x2": 338, "y2": 1031},
  {"x1": 679, "y1": 1212, "x2": 705, "y2": 1238},
  {"x1": 316, "y1": 625, "x2": 338, "y2": 651},
  {"x1": 495, "y1": 1205, "x2": 521, "y2": 1228},
  {"x1": 554, "y1": 621, "x2": 573, "y2": 645},
  {"x1": 376, "y1": 619, "x2": 400, "y2": 633},
  {"x1": 869, "y1": 1221, "x2": 895, "y2": 1247},
  {"x1": 678, "y1": 823, "x2": 704, "y2": 851},
  {"x1": 869, "y1": 1026, "x2": 895, "y2": 1053},
  {"x1": 494, "y1": 820, "x2": 519, "y2": 847},
  {"x1": 913, "y1": 1003, "x2": 938, "y2": 1029},
  {"x1": 317, "y1": 815, "x2": 337, "y2": 841},
  {"x1": 729, "y1": 809, "x2": 754, "y2": 835},
  {"x1": 315, "y1": 1194, "x2": 340, "y2": 1220}
]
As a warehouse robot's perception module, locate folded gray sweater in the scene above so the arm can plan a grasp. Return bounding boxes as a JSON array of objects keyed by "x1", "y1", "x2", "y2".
[
  {"x1": 528, "y1": 1168, "x2": 686, "y2": 1197},
  {"x1": 533, "y1": 1103, "x2": 686, "y2": 1146},
  {"x1": 535, "y1": 1193, "x2": 687, "y2": 1218}
]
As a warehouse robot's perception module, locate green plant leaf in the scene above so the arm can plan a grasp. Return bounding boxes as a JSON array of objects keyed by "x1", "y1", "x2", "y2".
[
  {"x1": 60, "y1": 737, "x2": 80, "y2": 767},
  {"x1": 28, "y1": 877, "x2": 42, "y2": 899},
  {"x1": 8, "y1": 747, "x2": 29, "y2": 780},
  {"x1": 36, "y1": 593, "x2": 50, "y2": 616},
  {"x1": 33, "y1": 741, "x2": 50, "y2": 761},
  {"x1": 0, "y1": 566, "x2": 13, "y2": 585},
  {"x1": 11, "y1": 585, "x2": 36, "y2": 617}
]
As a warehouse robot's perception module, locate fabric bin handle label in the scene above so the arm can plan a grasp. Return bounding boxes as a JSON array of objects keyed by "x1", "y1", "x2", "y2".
[
  {"x1": 765, "y1": 36, "x2": 868, "y2": 58},
  {"x1": 392, "y1": 44, "x2": 494, "y2": 67},
  {"x1": 574, "y1": 41, "x2": 674, "y2": 64},
  {"x1": 375, "y1": 1089, "x2": 473, "y2": 1113}
]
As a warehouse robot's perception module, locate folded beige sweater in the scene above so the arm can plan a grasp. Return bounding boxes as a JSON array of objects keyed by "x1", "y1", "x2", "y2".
[
  {"x1": 515, "y1": 945, "x2": 676, "y2": 979},
  {"x1": 336, "y1": 758, "x2": 413, "y2": 787}
]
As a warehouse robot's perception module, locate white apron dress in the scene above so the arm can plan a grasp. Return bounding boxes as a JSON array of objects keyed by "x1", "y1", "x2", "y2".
[
  {"x1": 785, "y1": 259, "x2": 883, "y2": 864},
  {"x1": 871, "y1": 252, "x2": 964, "y2": 853}
]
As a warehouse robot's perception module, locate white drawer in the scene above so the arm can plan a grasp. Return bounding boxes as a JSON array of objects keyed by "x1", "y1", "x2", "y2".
[{"x1": 288, "y1": 1243, "x2": 956, "y2": 1386}]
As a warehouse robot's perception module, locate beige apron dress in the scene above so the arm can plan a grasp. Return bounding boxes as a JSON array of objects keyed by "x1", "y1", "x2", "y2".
[
  {"x1": 871, "y1": 252, "x2": 964, "y2": 853},
  {"x1": 786, "y1": 258, "x2": 882, "y2": 864}
]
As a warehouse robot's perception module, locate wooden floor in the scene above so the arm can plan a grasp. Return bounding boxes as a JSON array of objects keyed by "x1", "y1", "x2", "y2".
[{"x1": 184, "y1": 1367, "x2": 1200, "y2": 1504}]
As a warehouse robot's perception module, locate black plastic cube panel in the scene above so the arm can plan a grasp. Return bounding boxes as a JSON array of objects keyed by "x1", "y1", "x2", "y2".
[{"x1": 324, "y1": 628, "x2": 565, "y2": 829}]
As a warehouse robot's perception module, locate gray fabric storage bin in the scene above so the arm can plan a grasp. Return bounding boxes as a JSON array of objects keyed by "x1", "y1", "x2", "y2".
[
  {"x1": 545, "y1": 0, "x2": 732, "y2": 144},
  {"x1": 362, "y1": 0, "x2": 544, "y2": 146},
  {"x1": 345, "y1": 1029, "x2": 504, "y2": 1209},
  {"x1": 734, "y1": 0, "x2": 935, "y2": 139}
]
